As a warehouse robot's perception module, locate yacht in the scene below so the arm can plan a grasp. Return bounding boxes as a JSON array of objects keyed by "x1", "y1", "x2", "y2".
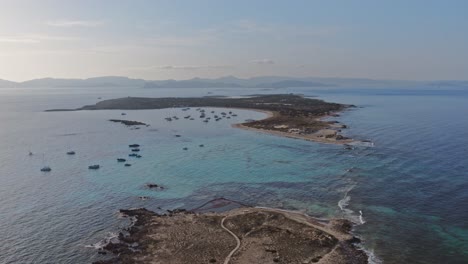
[
  {"x1": 40, "y1": 166, "x2": 51, "y2": 172},
  {"x1": 88, "y1": 165, "x2": 100, "y2": 170}
]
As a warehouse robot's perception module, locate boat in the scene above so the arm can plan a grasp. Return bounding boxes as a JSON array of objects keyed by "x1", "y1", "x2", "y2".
[
  {"x1": 29, "y1": 151, "x2": 33, "y2": 156},
  {"x1": 165, "y1": 117, "x2": 172, "y2": 121},
  {"x1": 40, "y1": 154, "x2": 51, "y2": 171},
  {"x1": 203, "y1": 120, "x2": 209, "y2": 123},
  {"x1": 40, "y1": 166, "x2": 51, "y2": 172},
  {"x1": 232, "y1": 114, "x2": 238, "y2": 117},
  {"x1": 129, "y1": 153, "x2": 138, "y2": 157},
  {"x1": 135, "y1": 154, "x2": 142, "y2": 158},
  {"x1": 66, "y1": 151, "x2": 76, "y2": 155},
  {"x1": 199, "y1": 144, "x2": 204, "y2": 147},
  {"x1": 131, "y1": 148, "x2": 140, "y2": 152},
  {"x1": 129, "y1": 144, "x2": 140, "y2": 148},
  {"x1": 189, "y1": 118, "x2": 194, "y2": 120},
  {"x1": 124, "y1": 163, "x2": 132, "y2": 167},
  {"x1": 183, "y1": 147, "x2": 188, "y2": 150},
  {"x1": 175, "y1": 134, "x2": 181, "y2": 137},
  {"x1": 121, "y1": 113, "x2": 127, "y2": 116},
  {"x1": 117, "y1": 158, "x2": 126, "y2": 162},
  {"x1": 88, "y1": 165, "x2": 100, "y2": 170}
]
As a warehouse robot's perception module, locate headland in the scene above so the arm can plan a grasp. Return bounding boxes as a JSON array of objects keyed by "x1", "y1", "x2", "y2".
[{"x1": 94, "y1": 205, "x2": 368, "y2": 264}]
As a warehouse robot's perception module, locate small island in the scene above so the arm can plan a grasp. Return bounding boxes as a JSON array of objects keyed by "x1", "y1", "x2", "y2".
[
  {"x1": 94, "y1": 206, "x2": 368, "y2": 264},
  {"x1": 48, "y1": 94, "x2": 355, "y2": 144},
  {"x1": 109, "y1": 119, "x2": 148, "y2": 126}
]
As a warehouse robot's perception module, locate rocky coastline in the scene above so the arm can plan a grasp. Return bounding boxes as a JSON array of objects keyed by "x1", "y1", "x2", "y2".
[{"x1": 93, "y1": 204, "x2": 368, "y2": 264}]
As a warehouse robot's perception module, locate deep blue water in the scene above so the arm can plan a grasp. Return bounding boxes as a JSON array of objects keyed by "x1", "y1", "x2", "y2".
[{"x1": 0, "y1": 86, "x2": 467, "y2": 264}]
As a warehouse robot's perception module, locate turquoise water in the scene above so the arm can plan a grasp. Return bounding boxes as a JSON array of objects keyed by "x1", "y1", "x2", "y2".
[{"x1": 0, "y1": 87, "x2": 467, "y2": 263}]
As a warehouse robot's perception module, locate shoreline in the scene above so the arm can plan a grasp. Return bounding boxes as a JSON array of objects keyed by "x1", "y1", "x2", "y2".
[
  {"x1": 232, "y1": 108, "x2": 355, "y2": 145},
  {"x1": 94, "y1": 204, "x2": 369, "y2": 264}
]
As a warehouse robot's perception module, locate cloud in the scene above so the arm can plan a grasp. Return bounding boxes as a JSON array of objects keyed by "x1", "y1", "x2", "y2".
[
  {"x1": 46, "y1": 20, "x2": 103, "y2": 27},
  {"x1": 156, "y1": 65, "x2": 233, "y2": 70},
  {"x1": 0, "y1": 34, "x2": 77, "y2": 44},
  {"x1": 251, "y1": 59, "x2": 275, "y2": 65},
  {"x1": 231, "y1": 20, "x2": 273, "y2": 34},
  {"x1": 0, "y1": 37, "x2": 40, "y2": 44},
  {"x1": 126, "y1": 64, "x2": 233, "y2": 72}
]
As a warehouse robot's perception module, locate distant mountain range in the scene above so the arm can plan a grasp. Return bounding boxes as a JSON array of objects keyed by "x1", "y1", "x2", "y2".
[{"x1": 0, "y1": 75, "x2": 467, "y2": 89}]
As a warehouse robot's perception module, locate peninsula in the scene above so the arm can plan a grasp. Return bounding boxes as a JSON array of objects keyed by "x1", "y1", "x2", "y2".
[
  {"x1": 94, "y1": 206, "x2": 368, "y2": 264},
  {"x1": 48, "y1": 94, "x2": 354, "y2": 144}
]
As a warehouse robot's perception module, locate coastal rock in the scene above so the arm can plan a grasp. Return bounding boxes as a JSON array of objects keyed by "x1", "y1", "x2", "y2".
[{"x1": 96, "y1": 207, "x2": 369, "y2": 264}]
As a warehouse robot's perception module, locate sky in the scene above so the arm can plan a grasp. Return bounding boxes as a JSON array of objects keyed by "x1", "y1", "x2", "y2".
[{"x1": 0, "y1": 0, "x2": 467, "y2": 82}]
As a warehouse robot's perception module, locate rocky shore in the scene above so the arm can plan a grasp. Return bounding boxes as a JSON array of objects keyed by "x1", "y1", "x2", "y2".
[
  {"x1": 48, "y1": 94, "x2": 355, "y2": 145},
  {"x1": 93, "y1": 206, "x2": 368, "y2": 264}
]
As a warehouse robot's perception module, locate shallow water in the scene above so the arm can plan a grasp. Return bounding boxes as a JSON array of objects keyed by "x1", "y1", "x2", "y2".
[{"x1": 0, "y1": 86, "x2": 467, "y2": 263}]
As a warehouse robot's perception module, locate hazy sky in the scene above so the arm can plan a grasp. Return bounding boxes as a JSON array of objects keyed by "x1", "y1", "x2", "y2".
[{"x1": 1, "y1": 0, "x2": 467, "y2": 81}]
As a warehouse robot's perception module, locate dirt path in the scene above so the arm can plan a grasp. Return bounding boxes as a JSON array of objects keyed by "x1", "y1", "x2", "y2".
[{"x1": 221, "y1": 216, "x2": 241, "y2": 264}]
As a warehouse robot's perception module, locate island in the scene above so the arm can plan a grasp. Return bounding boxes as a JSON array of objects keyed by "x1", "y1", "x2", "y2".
[
  {"x1": 94, "y1": 206, "x2": 368, "y2": 264},
  {"x1": 109, "y1": 119, "x2": 148, "y2": 126},
  {"x1": 48, "y1": 94, "x2": 355, "y2": 144}
]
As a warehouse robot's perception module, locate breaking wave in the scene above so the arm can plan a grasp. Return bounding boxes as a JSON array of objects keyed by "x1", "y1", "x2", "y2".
[
  {"x1": 337, "y1": 185, "x2": 365, "y2": 225},
  {"x1": 85, "y1": 232, "x2": 119, "y2": 250}
]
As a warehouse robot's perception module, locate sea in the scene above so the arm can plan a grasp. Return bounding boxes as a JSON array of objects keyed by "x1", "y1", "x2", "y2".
[{"x1": 0, "y1": 85, "x2": 467, "y2": 264}]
